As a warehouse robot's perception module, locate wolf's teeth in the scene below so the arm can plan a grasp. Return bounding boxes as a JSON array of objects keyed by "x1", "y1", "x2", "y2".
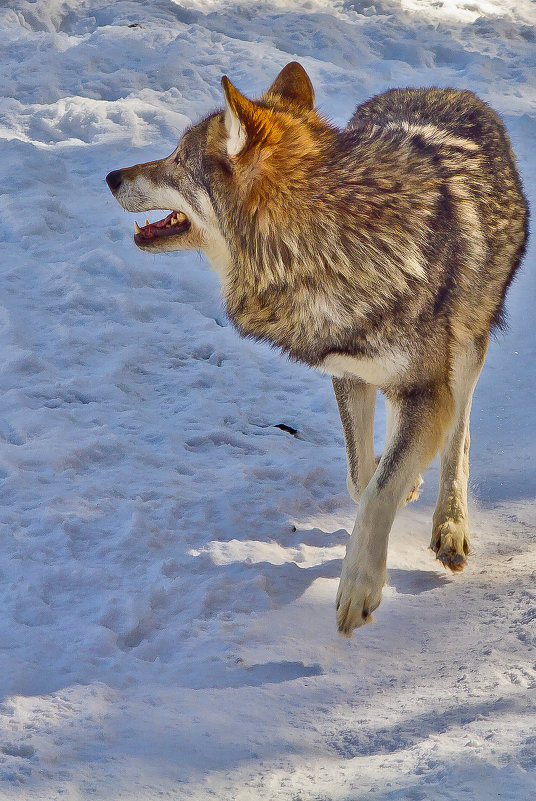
[
  {"x1": 145, "y1": 219, "x2": 149, "y2": 227},
  {"x1": 176, "y1": 212, "x2": 187, "y2": 223},
  {"x1": 170, "y1": 217, "x2": 178, "y2": 226},
  {"x1": 134, "y1": 221, "x2": 141, "y2": 234}
]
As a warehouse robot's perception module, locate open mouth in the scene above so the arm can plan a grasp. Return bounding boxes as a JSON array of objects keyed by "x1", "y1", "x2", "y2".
[{"x1": 134, "y1": 211, "x2": 190, "y2": 244}]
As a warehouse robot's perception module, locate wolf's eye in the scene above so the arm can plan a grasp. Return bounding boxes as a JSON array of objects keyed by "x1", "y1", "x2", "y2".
[{"x1": 174, "y1": 152, "x2": 184, "y2": 166}]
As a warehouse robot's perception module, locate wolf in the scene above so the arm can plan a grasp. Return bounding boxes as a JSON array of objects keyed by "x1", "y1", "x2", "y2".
[{"x1": 106, "y1": 62, "x2": 528, "y2": 636}]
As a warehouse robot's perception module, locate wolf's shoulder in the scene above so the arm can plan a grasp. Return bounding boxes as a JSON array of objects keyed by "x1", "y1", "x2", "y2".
[{"x1": 347, "y1": 87, "x2": 505, "y2": 143}]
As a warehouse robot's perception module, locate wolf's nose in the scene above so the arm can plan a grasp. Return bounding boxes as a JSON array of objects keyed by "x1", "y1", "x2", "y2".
[{"x1": 106, "y1": 170, "x2": 123, "y2": 192}]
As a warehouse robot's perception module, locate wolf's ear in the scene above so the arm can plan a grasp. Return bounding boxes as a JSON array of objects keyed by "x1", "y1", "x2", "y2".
[
  {"x1": 221, "y1": 75, "x2": 257, "y2": 157},
  {"x1": 264, "y1": 62, "x2": 315, "y2": 110}
]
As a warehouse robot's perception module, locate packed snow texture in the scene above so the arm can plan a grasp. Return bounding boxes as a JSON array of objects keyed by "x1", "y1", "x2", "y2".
[{"x1": 0, "y1": 1, "x2": 535, "y2": 799}]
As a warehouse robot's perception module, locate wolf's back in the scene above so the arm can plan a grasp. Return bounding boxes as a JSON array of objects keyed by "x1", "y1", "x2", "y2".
[{"x1": 349, "y1": 87, "x2": 529, "y2": 332}]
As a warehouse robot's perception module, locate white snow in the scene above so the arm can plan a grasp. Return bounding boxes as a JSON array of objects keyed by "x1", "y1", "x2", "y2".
[{"x1": 0, "y1": 0, "x2": 535, "y2": 798}]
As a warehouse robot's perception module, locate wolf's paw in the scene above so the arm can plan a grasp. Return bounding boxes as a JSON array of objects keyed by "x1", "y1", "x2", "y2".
[
  {"x1": 335, "y1": 564, "x2": 384, "y2": 637},
  {"x1": 430, "y1": 518, "x2": 470, "y2": 572}
]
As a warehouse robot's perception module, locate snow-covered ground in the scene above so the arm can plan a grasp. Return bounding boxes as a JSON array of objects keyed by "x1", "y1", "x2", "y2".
[{"x1": 1, "y1": 1, "x2": 535, "y2": 798}]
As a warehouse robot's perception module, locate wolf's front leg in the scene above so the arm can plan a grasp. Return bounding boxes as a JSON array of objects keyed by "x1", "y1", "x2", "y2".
[
  {"x1": 336, "y1": 386, "x2": 452, "y2": 636},
  {"x1": 332, "y1": 377, "x2": 377, "y2": 502}
]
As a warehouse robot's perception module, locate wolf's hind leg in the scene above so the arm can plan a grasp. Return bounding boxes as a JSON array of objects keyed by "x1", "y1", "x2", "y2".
[
  {"x1": 384, "y1": 398, "x2": 423, "y2": 506},
  {"x1": 337, "y1": 384, "x2": 453, "y2": 636},
  {"x1": 431, "y1": 338, "x2": 487, "y2": 571},
  {"x1": 332, "y1": 377, "x2": 377, "y2": 502}
]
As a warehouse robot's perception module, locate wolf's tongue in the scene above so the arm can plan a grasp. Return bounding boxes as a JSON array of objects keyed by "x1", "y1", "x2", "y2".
[{"x1": 155, "y1": 212, "x2": 175, "y2": 229}]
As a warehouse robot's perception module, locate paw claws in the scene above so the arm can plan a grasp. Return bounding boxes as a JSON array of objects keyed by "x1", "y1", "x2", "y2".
[
  {"x1": 435, "y1": 549, "x2": 467, "y2": 572},
  {"x1": 337, "y1": 609, "x2": 374, "y2": 637},
  {"x1": 431, "y1": 518, "x2": 470, "y2": 572},
  {"x1": 336, "y1": 573, "x2": 382, "y2": 636}
]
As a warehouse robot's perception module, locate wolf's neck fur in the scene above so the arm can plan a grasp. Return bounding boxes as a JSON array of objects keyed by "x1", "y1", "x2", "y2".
[{"x1": 211, "y1": 123, "x2": 442, "y2": 366}]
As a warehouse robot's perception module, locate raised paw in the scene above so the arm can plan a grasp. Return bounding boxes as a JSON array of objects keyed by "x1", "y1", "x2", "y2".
[
  {"x1": 430, "y1": 518, "x2": 470, "y2": 572},
  {"x1": 335, "y1": 566, "x2": 385, "y2": 637}
]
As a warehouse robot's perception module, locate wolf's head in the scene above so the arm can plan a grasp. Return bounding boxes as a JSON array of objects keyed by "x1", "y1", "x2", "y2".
[{"x1": 106, "y1": 62, "x2": 328, "y2": 275}]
